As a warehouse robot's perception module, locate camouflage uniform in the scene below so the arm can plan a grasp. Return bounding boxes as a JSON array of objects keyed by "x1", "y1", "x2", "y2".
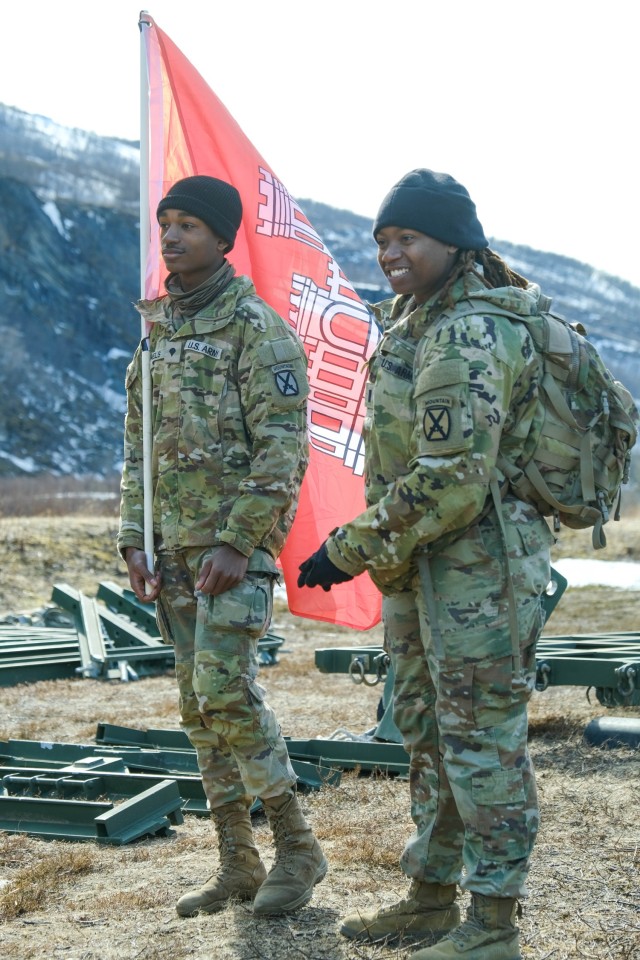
[
  {"x1": 326, "y1": 275, "x2": 554, "y2": 897},
  {"x1": 118, "y1": 274, "x2": 309, "y2": 809}
]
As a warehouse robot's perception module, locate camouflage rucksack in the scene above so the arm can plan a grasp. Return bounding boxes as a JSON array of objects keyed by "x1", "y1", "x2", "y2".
[{"x1": 450, "y1": 295, "x2": 639, "y2": 548}]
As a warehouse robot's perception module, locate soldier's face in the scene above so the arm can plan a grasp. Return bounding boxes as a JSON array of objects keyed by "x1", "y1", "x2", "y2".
[
  {"x1": 375, "y1": 226, "x2": 459, "y2": 304},
  {"x1": 159, "y1": 209, "x2": 228, "y2": 291}
]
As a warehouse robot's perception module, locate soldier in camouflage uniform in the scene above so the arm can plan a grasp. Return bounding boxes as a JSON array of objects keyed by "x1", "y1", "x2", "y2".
[
  {"x1": 118, "y1": 176, "x2": 326, "y2": 919},
  {"x1": 298, "y1": 169, "x2": 554, "y2": 959}
]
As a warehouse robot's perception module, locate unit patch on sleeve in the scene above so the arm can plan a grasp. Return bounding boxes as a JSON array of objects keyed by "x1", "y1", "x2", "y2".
[
  {"x1": 423, "y1": 397, "x2": 452, "y2": 441},
  {"x1": 414, "y1": 359, "x2": 471, "y2": 455},
  {"x1": 273, "y1": 362, "x2": 300, "y2": 397}
]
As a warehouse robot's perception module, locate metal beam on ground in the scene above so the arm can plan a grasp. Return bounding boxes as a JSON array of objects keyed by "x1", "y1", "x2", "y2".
[
  {"x1": 95, "y1": 581, "x2": 285, "y2": 664},
  {"x1": 314, "y1": 635, "x2": 640, "y2": 708},
  {"x1": 284, "y1": 736, "x2": 409, "y2": 776},
  {"x1": 96, "y1": 580, "x2": 161, "y2": 635},
  {"x1": 0, "y1": 583, "x2": 284, "y2": 686},
  {"x1": 0, "y1": 779, "x2": 184, "y2": 844},
  {"x1": 1, "y1": 733, "x2": 340, "y2": 795}
]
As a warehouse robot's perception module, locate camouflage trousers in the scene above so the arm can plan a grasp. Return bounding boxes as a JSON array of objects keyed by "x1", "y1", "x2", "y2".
[
  {"x1": 384, "y1": 504, "x2": 552, "y2": 898},
  {"x1": 156, "y1": 548, "x2": 296, "y2": 811}
]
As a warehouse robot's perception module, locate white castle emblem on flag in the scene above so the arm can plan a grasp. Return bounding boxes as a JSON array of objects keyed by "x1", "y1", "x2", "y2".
[{"x1": 257, "y1": 169, "x2": 378, "y2": 477}]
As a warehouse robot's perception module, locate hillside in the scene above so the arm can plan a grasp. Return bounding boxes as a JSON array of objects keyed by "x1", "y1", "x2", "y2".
[{"x1": 1, "y1": 103, "x2": 639, "y2": 479}]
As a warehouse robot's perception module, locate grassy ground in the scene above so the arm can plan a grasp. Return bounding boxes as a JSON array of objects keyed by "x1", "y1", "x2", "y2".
[{"x1": 0, "y1": 510, "x2": 639, "y2": 959}]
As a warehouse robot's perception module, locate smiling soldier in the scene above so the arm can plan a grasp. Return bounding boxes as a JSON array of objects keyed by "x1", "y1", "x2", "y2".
[
  {"x1": 118, "y1": 176, "x2": 326, "y2": 919},
  {"x1": 298, "y1": 169, "x2": 555, "y2": 959}
]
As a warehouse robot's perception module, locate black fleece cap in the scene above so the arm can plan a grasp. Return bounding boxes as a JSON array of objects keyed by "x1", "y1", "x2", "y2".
[
  {"x1": 157, "y1": 175, "x2": 243, "y2": 251},
  {"x1": 373, "y1": 168, "x2": 488, "y2": 250}
]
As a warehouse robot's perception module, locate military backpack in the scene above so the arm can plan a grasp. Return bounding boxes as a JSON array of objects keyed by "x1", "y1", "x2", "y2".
[{"x1": 447, "y1": 295, "x2": 639, "y2": 549}]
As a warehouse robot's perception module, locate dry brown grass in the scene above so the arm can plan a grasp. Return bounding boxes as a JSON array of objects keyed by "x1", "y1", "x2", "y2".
[
  {"x1": 0, "y1": 473, "x2": 121, "y2": 519},
  {"x1": 0, "y1": 839, "x2": 95, "y2": 919},
  {"x1": 0, "y1": 508, "x2": 639, "y2": 958}
]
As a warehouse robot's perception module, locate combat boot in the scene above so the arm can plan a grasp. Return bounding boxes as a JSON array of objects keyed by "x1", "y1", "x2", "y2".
[
  {"x1": 340, "y1": 881, "x2": 460, "y2": 943},
  {"x1": 252, "y1": 790, "x2": 328, "y2": 915},
  {"x1": 408, "y1": 894, "x2": 521, "y2": 959},
  {"x1": 175, "y1": 800, "x2": 267, "y2": 916}
]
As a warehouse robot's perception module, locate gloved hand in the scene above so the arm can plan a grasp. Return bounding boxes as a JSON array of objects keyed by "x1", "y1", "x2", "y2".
[{"x1": 297, "y1": 542, "x2": 354, "y2": 591}]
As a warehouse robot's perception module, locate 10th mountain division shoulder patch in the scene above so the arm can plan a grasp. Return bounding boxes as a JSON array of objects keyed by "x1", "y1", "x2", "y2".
[
  {"x1": 274, "y1": 367, "x2": 299, "y2": 397},
  {"x1": 424, "y1": 401, "x2": 452, "y2": 441}
]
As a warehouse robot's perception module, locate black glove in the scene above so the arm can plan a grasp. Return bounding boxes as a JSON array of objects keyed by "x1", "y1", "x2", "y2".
[{"x1": 297, "y1": 542, "x2": 354, "y2": 591}]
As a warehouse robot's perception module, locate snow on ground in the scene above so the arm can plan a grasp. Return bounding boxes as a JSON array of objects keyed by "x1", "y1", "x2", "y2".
[{"x1": 553, "y1": 558, "x2": 640, "y2": 590}]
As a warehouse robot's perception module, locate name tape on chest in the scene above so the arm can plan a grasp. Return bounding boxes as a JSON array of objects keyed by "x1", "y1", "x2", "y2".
[
  {"x1": 380, "y1": 356, "x2": 413, "y2": 382},
  {"x1": 185, "y1": 339, "x2": 222, "y2": 360},
  {"x1": 151, "y1": 345, "x2": 181, "y2": 364}
]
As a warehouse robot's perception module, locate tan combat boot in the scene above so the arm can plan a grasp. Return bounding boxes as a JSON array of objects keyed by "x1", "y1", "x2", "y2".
[
  {"x1": 409, "y1": 894, "x2": 521, "y2": 959},
  {"x1": 175, "y1": 800, "x2": 267, "y2": 916},
  {"x1": 252, "y1": 790, "x2": 328, "y2": 915},
  {"x1": 340, "y1": 881, "x2": 460, "y2": 943}
]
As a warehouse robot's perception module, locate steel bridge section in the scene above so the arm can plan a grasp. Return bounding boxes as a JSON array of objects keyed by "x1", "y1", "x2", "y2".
[{"x1": 0, "y1": 777, "x2": 184, "y2": 844}]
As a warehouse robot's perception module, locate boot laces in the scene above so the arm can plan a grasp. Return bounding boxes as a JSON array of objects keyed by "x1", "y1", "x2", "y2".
[
  {"x1": 217, "y1": 827, "x2": 241, "y2": 872},
  {"x1": 272, "y1": 819, "x2": 298, "y2": 867},
  {"x1": 448, "y1": 916, "x2": 486, "y2": 947}
]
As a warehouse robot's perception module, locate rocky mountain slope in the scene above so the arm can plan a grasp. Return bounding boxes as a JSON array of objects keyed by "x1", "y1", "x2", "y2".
[{"x1": 1, "y1": 103, "x2": 638, "y2": 479}]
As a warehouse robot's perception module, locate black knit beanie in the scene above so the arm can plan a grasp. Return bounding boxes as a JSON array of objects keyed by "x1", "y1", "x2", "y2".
[
  {"x1": 373, "y1": 169, "x2": 488, "y2": 250},
  {"x1": 157, "y1": 175, "x2": 243, "y2": 251}
]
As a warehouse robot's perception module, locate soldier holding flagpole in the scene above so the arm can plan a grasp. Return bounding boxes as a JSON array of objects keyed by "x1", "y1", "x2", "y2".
[{"x1": 118, "y1": 175, "x2": 327, "y2": 918}]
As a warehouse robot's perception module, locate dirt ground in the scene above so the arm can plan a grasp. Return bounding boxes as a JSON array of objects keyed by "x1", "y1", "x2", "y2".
[{"x1": 0, "y1": 516, "x2": 639, "y2": 959}]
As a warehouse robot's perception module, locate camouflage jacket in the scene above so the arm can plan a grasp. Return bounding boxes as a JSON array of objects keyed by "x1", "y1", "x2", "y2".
[
  {"x1": 325, "y1": 275, "x2": 548, "y2": 593},
  {"x1": 117, "y1": 275, "x2": 309, "y2": 566}
]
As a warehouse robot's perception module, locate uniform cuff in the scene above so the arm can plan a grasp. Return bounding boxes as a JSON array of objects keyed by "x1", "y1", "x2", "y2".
[
  {"x1": 325, "y1": 536, "x2": 365, "y2": 577},
  {"x1": 116, "y1": 538, "x2": 144, "y2": 561},
  {"x1": 217, "y1": 529, "x2": 255, "y2": 558}
]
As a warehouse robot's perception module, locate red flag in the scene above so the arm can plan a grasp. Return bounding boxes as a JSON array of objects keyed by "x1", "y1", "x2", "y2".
[{"x1": 140, "y1": 13, "x2": 381, "y2": 629}]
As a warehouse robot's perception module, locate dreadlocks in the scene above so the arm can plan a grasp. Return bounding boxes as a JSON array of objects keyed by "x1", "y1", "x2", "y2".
[{"x1": 429, "y1": 247, "x2": 530, "y2": 318}]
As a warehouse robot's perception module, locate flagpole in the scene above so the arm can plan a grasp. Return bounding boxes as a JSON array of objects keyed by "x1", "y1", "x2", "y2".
[{"x1": 138, "y1": 12, "x2": 155, "y2": 578}]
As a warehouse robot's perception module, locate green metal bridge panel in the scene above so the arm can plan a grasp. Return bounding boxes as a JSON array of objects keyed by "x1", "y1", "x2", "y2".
[
  {"x1": 96, "y1": 581, "x2": 161, "y2": 635},
  {"x1": 93, "y1": 780, "x2": 184, "y2": 843},
  {"x1": 94, "y1": 723, "x2": 340, "y2": 787},
  {"x1": 1, "y1": 734, "x2": 341, "y2": 798},
  {"x1": 3, "y1": 772, "x2": 106, "y2": 801},
  {"x1": 0, "y1": 585, "x2": 284, "y2": 686},
  {"x1": 50, "y1": 584, "x2": 172, "y2": 678},
  {"x1": 96, "y1": 723, "x2": 191, "y2": 750},
  {"x1": 0, "y1": 654, "x2": 80, "y2": 686},
  {"x1": 79, "y1": 591, "x2": 108, "y2": 675},
  {"x1": 3, "y1": 766, "x2": 208, "y2": 816},
  {"x1": 97, "y1": 607, "x2": 166, "y2": 649},
  {"x1": 102, "y1": 749, "x2": 199, "y2": 775},
  {"x1": 315, "y1": 639, "x2": 640, "y2": 694},
  {"x1": 315, "y1": 646, "x2": 388, "y2": 675},
  {"x1": 0, "y1": 779, "x2": 184, "y2": 844},
  {"x1": 0, "y1": 634, "x2": 79, "y2": 657},
  {"x1": 0, "y1": 738, "x2": 199, "y2": 775},
  {"x1": 0, "y1": 795, "x2": 114, "y2": 839},
  {"x1": 284, "y1": 737, "x2": 409, "y2": 776},
  {"x1": 95, "y1": 582, "x2": 284, "y2": 661},
  {"x1": 50, "y1": 585, "x2": 105, "y2": 678}
]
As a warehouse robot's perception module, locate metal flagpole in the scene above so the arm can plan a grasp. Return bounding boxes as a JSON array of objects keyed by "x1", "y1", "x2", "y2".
[{"x1": 138, "y1": 11, "x2": 155, "y2": 578}]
